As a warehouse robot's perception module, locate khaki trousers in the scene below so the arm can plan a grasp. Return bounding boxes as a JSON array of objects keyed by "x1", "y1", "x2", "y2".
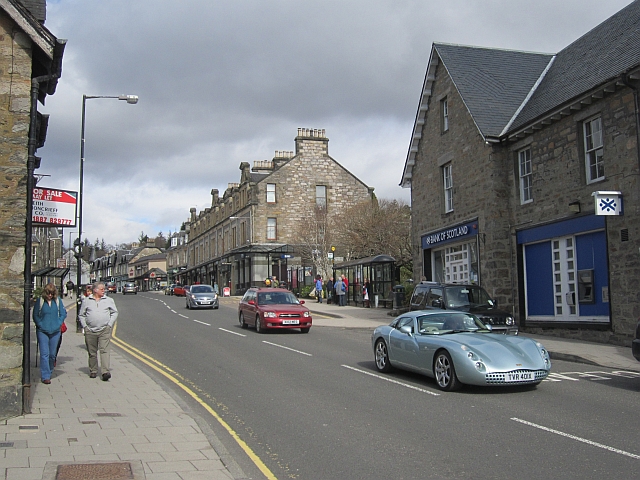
[{"x1": 84, "y1": 326, "x2": 111, "y2": 375}]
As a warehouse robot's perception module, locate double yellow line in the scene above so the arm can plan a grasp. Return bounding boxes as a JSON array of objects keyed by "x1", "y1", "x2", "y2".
[{"x1": 109, "y1": 321, "x2": 277, "y2": 480}]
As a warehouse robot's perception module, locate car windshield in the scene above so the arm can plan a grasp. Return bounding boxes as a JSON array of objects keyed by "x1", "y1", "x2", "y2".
[
  {"x1": 417, "y1": 313, "x2": 487, "y2": 334},
  {"x1": 444, "y1": 286, "x2": 493, "y2": 309},
  {"x1": 191, "y1": 285, "x2": 214, "y2": 294},
  {"x1": 257, "y1": 292, "x2": 300, "y2": 305}
]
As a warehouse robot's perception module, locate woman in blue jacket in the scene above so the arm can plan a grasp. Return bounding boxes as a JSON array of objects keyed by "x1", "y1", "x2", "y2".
[{"x1": 32, "y1": 283, "x2": 67, "y2": 384}]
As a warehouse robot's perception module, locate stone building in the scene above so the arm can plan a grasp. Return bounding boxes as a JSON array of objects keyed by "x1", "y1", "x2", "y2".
[
  {"x1": 0, "y1": 0, "x2": 65, "y2": 416},
  {"x1": 401, "y1": 1, "x2": 640, "y2": 345},
  {"x1": 181, "y1": 128, "x2": 374, "y2": 294}
]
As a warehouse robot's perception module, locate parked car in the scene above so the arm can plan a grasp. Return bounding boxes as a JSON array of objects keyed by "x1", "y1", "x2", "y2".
[
  {"x1": 106, "y1": 282, "x2": 117, "y2": 294},
  {"x1": 173, "y1": 285, "x2": 186, "y2": 296},
  {"x1": 409, "y1": 281, "x2": 517, "y2": 334},
  {"x1": 632, "y1": 318, "x2": 640, "y2": 362},
  {"x1": 122, "y1": 282, "x2": 137, "y2": 295},
  {"x1": 372, "y1": 310, "x2": 550, "y2": 391},
  {"x1": 186, "y1": 284, "x2": 219, "y2": 309},
  {"x1": 165, "y1": 284, "x2": 177, "y2": 295},
  {"x1": 238, "y1": 287, "x2": 312, "y2": 333}
]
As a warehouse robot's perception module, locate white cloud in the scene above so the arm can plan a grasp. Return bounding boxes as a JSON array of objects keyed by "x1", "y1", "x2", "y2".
[{"x1": 37, "y1": 0, "x2": 635, "y2": 245}]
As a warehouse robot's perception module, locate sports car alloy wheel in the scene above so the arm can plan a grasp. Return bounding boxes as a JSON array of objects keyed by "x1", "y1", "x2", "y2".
[
  {"x1": 256, "y1": 316, "x2": 264, "y2": 333},
  {"x1": 239, "y1": 313, "x2": 247, "y2": 329},
  {"x1": 374, "y1": 339, "x2": 392, "y2": 372},
  {"x1": 434, "y1": 351, "x2": 460, "y2": 391}
]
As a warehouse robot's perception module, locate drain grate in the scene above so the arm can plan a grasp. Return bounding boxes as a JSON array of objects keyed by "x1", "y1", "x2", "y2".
[
  {"x1": 19, "y1": 425, "x2": 39, "y2": 430},
  {"x1": 0, "y1": 442, "x2": 14, "y2": 448},
  {"x1": 56, "y1": 462, "x2": 133, "y2": 480},
  {"x1": 81, "y1": 420, "x2": 97, "y2": 424},
  {"x1": 95, "y1": 413, "x2": 123, "y2": 417}
]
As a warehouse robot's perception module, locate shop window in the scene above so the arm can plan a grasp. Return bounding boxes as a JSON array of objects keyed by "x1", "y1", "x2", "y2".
[{"x1": 31, "y1": 246, "x2": 37, "y2": 264}]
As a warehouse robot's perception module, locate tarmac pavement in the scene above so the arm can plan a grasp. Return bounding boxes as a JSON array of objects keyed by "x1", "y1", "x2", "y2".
[{"x1": 2, "y1": 292, "x2": 638, "y2": 480}]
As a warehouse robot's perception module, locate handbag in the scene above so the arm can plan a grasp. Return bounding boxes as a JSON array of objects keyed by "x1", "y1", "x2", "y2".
[
  {"x1": 60, "y1": 321, "x2": 67, "y2": 333},
  {"x1": 309, "y1": 287, "x2": 317, "y2": 297}
]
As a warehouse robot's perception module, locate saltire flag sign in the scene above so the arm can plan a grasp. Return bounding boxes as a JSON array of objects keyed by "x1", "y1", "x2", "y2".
[
  {"x1": 592, "y1": 191, "x2": 623, "y2": 216},
  {"x1": 32, "y1": 187, "x2": 78, "y2": 226}
]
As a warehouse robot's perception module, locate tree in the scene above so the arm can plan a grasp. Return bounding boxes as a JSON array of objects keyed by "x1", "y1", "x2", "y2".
[
  {"x1": 337, "y1": 198, "x2": 412, "y2": 274},
  {"x1": 294, "y1": 206, "x2": 337, "y2": 279},
  {"x1": 138, "y1": 231, "x2": 149, "y2": 244}
]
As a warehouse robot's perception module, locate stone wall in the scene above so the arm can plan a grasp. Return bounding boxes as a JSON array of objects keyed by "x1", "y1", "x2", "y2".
[
  {"x1": 410, "y1": 60, "x2": 513, "y2": 307},
  {"x1": 0, "y1": 13, "x2": 34, "y2": 418},
  {"x1": 410, "y1": 55, "x2": 640, "y2": 344},
  {"x1": 506, "y1": 88, "x2": 640, "y2": 343}
]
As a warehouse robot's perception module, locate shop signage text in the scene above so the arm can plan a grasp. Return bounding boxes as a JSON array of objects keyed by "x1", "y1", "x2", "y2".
[{"x1": 421, "y1": 221, "x2": 478, "y2": 249}]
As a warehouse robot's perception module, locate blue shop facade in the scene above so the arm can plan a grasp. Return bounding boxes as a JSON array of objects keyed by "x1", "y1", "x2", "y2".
[{"x1": 516, "y1": 215, "x2": 610, "y2": 327}]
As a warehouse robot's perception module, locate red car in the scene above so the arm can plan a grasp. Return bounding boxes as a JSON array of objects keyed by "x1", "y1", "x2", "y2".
[
  {"x1": 238, "y1": 287, "x2": 312, "y2": 333},
  {"x1": 173, "y1": 285, "x2": 187, "y2": 296},
  {"x1": 106, "y1": 282, "x2": 117, "y2": 294}
]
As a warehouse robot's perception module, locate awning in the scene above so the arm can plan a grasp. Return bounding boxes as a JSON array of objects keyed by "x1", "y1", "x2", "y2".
[{"x1": 32, "y1": 267, "x2": 70, "y2": 278}]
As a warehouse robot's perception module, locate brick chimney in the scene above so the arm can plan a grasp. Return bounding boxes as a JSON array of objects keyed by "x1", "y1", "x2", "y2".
[{"x1": 294, "y1": 128, "x2": 328, "y2": 157}]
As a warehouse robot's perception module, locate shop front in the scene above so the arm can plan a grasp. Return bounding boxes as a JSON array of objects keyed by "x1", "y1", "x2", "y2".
[
  {"x1": 516, "y1": 215, "x2": 610, "y2": 327},
  {"x1": 421, "y1": 220, "x2": 480, "y2": 285}
]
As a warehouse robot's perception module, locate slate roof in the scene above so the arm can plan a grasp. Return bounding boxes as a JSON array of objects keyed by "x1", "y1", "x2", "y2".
[
  {"x1": 509, "y1": 0, "x2": 640, "y2": 132},
  {"x1": 434, "y1": 43, "x2": 552, "y2": 138}
]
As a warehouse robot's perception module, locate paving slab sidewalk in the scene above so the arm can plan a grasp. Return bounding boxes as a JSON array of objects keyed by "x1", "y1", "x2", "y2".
[{"x1": 1, "y1": 294, "x2": 243, "y2": 480}]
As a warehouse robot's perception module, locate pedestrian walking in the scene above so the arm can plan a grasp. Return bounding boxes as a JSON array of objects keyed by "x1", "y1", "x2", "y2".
[
  {"x1": 315, "y1": 275, "x2": 323, "y2": 303},
  {"x1": 78, "y1": 281, "x2": 118, "y2": 381},
  {"x1": 335, "y1": 276, "x2": 345, "y2": 306},
  {"x1": 32, "y1": 283, "x2": 67, "y2": 384},
  {"x1": 271, "y1": 275, "x2": 280, "y2": 288}
]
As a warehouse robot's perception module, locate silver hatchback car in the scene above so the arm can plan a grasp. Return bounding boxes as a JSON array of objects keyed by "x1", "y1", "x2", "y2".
[
  {"x1": 122, "y1": 282, "x2": 137, "y2": 295},
  {"x1": 186, "y1": 284, "x2": 219, "y2": 309}
]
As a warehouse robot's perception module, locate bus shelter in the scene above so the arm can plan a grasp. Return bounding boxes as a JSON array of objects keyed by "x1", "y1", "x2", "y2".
[{"x1": 333, "y1": 254, "x2": 398, "y2": 306}]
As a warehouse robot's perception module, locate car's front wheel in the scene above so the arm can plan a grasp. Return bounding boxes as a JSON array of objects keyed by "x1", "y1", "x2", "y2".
[
  {"x1": 300, "y1": 327, "x2": 310, "y2": 333},
  {"x1": 239, "y1": 313, "x2": 247, "y2": 328},
  {"x1": 374, "y1": 339, "x2": 392, "y2": 372},
  {"x1": 434, "y1": 350, "x2": 461, "y2": 391},
  {"x1": 256, "y1": 315, "x2": 264, "y2": 333}
]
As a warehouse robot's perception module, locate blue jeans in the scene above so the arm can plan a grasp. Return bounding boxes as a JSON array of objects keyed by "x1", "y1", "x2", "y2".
[{"x1": 36, "y1": 330, "x2": 61, "y2": 381}]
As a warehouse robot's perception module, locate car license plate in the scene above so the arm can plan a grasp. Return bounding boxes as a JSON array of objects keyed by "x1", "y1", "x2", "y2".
[
  {"x1": 282, "y1": 320, "x2": 299, "y2": 325},
  {"x1": 506, "y1": 371, "x2": 534, "y2": 382},
  {"x1": 202, "y1": 301, "x2": 211, "y2": 304}
]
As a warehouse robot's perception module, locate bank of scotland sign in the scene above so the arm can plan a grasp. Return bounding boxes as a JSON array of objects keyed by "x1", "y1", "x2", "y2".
[{"x1": 592, "y1": 191, "x2": 623, "y2": 216}]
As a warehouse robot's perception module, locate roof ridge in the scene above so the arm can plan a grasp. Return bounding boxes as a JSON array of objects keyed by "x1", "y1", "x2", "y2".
[
  {"x1": 500, "y1": 56, "x2": 556, "y2": 137},
  {"x1": 433, "y1": 41, "x2": 553, "y2": 57}
]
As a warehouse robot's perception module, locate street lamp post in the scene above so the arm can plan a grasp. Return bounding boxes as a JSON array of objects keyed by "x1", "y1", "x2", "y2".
[{"x1": 76, "y1": 94, "x2": 138, "y2": 331}]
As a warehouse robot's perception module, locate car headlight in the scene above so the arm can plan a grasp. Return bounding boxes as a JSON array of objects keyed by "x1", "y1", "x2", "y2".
[
  {"x1": 264, "y1": 312, "x2": 277, "y2": 318},
  {"x1": 303, "y1": 311, "x2": 310, "y2": 317},
  {"x1": 506, "y1": 316, "x2": 515, "y2": 326}
]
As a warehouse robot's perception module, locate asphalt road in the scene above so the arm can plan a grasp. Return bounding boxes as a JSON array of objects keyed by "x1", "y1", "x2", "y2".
[{"x1": 112, "y1": 292, "x2": 640, "y2": 479}]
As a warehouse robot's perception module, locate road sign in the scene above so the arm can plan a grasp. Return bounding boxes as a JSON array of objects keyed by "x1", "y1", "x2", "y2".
[{"x1": 281, "y1": 254, "x2": 293, "y2": 259}]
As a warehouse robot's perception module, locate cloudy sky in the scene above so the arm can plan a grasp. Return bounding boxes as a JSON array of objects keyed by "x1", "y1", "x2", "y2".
[{"x1": 38, "y1": 0, "x2": 634, "y2": 247}]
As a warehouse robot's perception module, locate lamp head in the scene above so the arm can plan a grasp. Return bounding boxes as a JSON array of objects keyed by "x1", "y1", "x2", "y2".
[{"x1": 118, "y1": 95, "x2": 139, "y2": 104}]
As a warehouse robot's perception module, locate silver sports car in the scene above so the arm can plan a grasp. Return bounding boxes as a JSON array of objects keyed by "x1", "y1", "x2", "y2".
[{"x1": 372, "y1": 310, "x2": 551, "y2": 391}]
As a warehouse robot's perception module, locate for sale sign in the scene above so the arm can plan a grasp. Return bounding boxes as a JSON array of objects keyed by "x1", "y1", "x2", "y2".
[{"x1": 32, "y1": 187, "x2": 78, "y2": 226}]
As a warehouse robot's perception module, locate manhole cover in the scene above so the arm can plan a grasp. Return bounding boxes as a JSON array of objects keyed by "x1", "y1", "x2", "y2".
[{"x1": 56, "y1": 462, "x2": 133, "y2": 479}]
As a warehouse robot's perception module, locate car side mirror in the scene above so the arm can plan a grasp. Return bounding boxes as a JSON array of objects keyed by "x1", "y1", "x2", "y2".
[
  {"x1": 248, "y1": 300, "x2": 255, "y2": 305},
  {"x1": 399, "y1": 325, "x2": 413, "y2": 336},
  {"x1": 299, "y1": 300, "x2": 305, "y2": 304}
]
